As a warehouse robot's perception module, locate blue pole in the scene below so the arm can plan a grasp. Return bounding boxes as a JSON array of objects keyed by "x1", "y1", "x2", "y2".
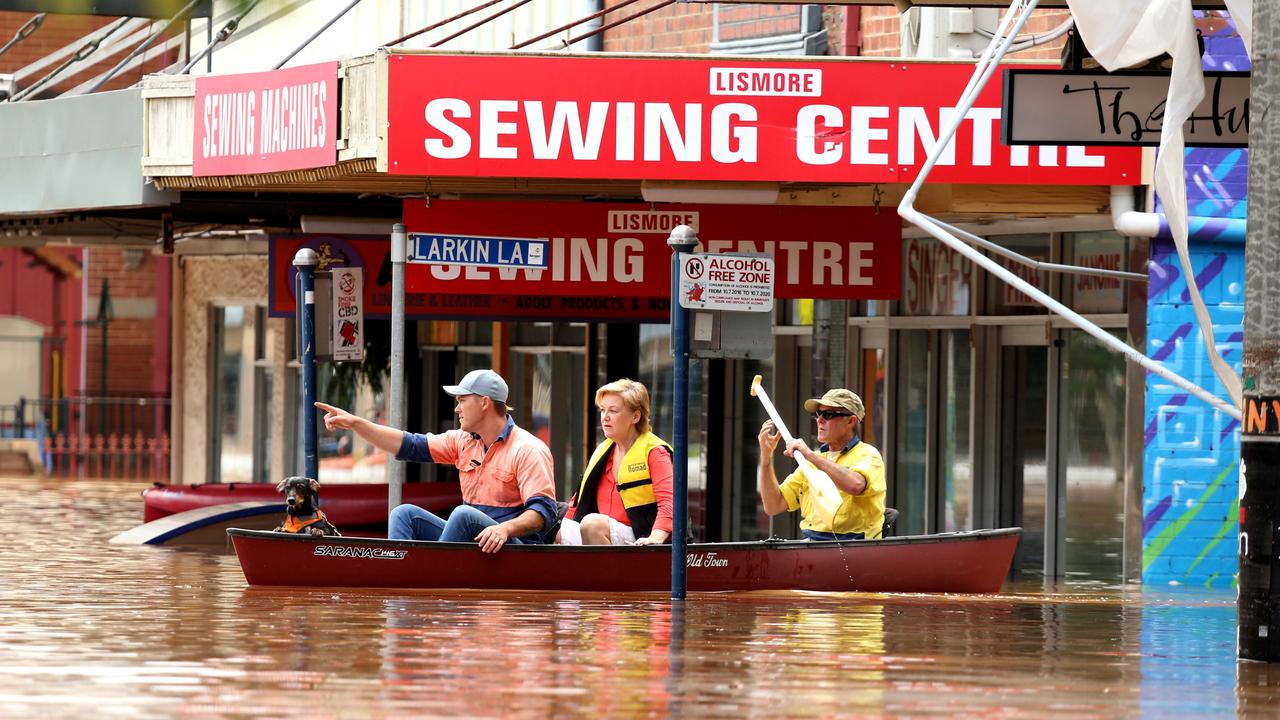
[
  {"x1": 293, "y1": 248, "x2": 320, "y2": 480},
  {"x1": 667, "y1": 225, "x2": 698, "y2": 601}
]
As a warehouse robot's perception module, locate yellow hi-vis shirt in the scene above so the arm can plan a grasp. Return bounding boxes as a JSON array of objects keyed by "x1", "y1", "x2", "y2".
[{"x1": 778, "y1": 439, "x2": 886, "y2": 538}]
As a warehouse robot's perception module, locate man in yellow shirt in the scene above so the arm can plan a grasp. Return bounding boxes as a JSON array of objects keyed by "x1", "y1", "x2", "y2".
[{"x1": 757, "y1": 388, "x2": 886, "y2": 540}]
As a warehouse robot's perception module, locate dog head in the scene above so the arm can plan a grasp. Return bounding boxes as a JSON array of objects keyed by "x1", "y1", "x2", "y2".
[{"x1": 275, "y1": 476, "x2": 321, "y2": 517}]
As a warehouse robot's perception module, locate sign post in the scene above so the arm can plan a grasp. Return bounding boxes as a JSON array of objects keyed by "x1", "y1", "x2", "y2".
[
  {"x1": 292, "y1": 248, "x2": 319, "y2": 481},
  {"x1": 389, "y1": 224, "x2": 406, "y2": 514},
  {"x1": 666, "y1": 224, "x2": 699, "y2": 601}
]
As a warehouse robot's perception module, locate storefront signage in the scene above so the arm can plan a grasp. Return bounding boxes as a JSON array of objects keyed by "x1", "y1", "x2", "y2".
[
  {"x1": 1243, "y1": 396, "x2": 1280, "y2": 435},
  {"x1": 331, "y1": 267, "x2": 363, "y2": 362},
  {"x1": 678, "y1": 253, "x2": 774, "y2": 312},
  {"x1": 902, "y1": 238, "x2": 972, "y2": 316},
  {"x1": 1002, "y1": 70, "x2": 1249, "y2": 148},
  {"x1": 386, "y1": 54, "x2": 1142, "y2": 185},
  {"x1": 192, "y1": 61, "x2": 338, "y2": 176},
  {"x1": 1071, "y1": 235, "x2": 1124, "y2": 313},
  {"x1": 407, "y1": 233, "x2": 548, "y2": 270},
  {"x1": 403, "y1": 200, "x2": 901, "y2": 302},
  {"x1": 268, "y1": 233, "x2": 674, "y2": 322}
]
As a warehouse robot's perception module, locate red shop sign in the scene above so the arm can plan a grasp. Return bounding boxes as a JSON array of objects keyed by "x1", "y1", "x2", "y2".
[
  {"x1": 193, "y1": 62, "x2": 338, "y2": 177},
  {"x1": 267, "y1": 234, "x2": 673, "y2": 322},
  {"x1": 386, "y1": 53, "x2": 1142, "y2": 186},
  {"x1": 403, "y1": 200, "x2": 901, "y2": 302}
]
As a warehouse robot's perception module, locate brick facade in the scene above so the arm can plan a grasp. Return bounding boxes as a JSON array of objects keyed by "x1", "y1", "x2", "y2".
[
  {"x1": 0, "y1": 11, "x2": 180, "y2": 98},
  {"x1": 600, "y1": 0, "x2": 714, "y2": 54},
  {"x1": 82, "y1": 248, "x2": 170, "y2": 398},
  {"x1": 854, "y1": 7, "x2": 1070, "y2": 60}
]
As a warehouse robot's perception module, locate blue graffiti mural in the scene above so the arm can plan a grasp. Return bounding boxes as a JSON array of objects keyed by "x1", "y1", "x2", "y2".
[{"x1": 1142, "y1": 12, "x2": 1247, "y2": 587}]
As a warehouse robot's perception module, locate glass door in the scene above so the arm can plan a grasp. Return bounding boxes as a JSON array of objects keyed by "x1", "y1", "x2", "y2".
[{"x1": 1000, "y1": 343, "x2": 1049, "y2": 579}]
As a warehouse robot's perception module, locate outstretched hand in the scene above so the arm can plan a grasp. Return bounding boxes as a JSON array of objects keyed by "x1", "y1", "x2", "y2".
[
  {"x1": 758, "y1": 420, "x2": 781, "y2": 457},
  {"x1": 315, "y1": 401, "x2": 359, "y2": 432}
]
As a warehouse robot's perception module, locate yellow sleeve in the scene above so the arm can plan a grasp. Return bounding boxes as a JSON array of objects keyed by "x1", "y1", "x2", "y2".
[{"x1": 776, "y1": 467, "x2": 807, "y2": 512}]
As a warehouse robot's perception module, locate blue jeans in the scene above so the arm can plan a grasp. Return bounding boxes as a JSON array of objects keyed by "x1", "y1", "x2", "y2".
[
  {"x1": 802, "y1": 530, "x2": 865, "y2": 541},
  {"x1": 388, "y1": 503, "x2": 525, "y2": 545}
]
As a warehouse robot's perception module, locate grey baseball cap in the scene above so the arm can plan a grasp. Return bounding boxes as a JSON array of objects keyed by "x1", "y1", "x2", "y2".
[{"x1": 444, "y1": 368, "x2": 509, "y2": 403}]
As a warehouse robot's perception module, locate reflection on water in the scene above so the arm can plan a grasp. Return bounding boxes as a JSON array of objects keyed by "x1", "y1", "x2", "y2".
[{"x1": 1, "y1": 476, "x2": 1276, "y2": 718}]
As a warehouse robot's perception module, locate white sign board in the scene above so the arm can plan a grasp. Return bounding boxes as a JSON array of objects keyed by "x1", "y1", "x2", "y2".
[
  {"x1": 331, "y1": 267, "x2": 363, "y2": 362},
  {"x1": 678, "y1": 253, "x2": 773, "y2": 312},
  {"x1": 407, "y1": 233, "x2": 548, "y2": 269},
  {"x1": 1002, "y1": 70, "x2": 1249, "y2": 148}
]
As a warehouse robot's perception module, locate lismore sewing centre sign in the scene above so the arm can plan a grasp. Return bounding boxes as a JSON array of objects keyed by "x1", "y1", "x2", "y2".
[
  {"x1": 403, "y1": 200, "x2": 901, "y2": 317},
  {"x1": 385, "y1": 53, "x2": 1142, "y2": 185},
  {"x1": 267, "y1": 232, "x2": 670, "y2": 322},
  {"x1": 192, "y1": 61, "x2": 338, "y2": 176}
]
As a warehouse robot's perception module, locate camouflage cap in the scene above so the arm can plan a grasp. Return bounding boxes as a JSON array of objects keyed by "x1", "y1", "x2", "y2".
[{"x1": 802, "y1": 389, "x2": 866, "y2": 421}]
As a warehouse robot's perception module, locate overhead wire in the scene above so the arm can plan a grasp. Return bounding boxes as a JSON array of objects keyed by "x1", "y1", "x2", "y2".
[
  {"x1": 87, "y1": 0, "x2": 203, "y2": 92},
  {"x1": 13, "y1": 16, "x2": 132, "y2": 101},
  {"x1": 0, "y1": 13, "x2": 45, "y2": 59},
  {"x1": 180, "y1": 0, "x2": 264, "y2": 74},
  {"x1": 510, "y1": 0, "x2": 644, "y2": 50}
]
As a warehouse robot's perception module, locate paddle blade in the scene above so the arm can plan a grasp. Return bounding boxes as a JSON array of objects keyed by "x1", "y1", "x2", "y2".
[
  {"x1": 750, "y1": 374, "x2": 763, "y2": 397},
  {"x1": 799, "y1": 459, "x2": 843, "y2": 528}
]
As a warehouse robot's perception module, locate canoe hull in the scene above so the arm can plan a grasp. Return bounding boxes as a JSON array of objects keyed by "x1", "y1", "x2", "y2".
[{"x1": 228, "y1": 527, "x2": 1021, "y2": 594}]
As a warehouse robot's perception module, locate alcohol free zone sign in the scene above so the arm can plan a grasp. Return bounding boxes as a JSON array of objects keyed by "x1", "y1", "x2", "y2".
[{"x1": 679, "y1": 253, "x2": 773, "y2": 312}]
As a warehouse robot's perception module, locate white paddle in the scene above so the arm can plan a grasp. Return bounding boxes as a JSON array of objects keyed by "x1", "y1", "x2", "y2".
[{"x1": 750, "y1": 374, "x2": 842, "y2": 527}]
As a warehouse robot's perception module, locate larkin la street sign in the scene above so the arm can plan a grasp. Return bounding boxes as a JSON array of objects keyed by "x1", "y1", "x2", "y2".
[
  {"x1": 1002, "y1": 69, "x2": 1249, "y2": 147},
  {"x1": 407, "y1": 233, "x2": 549, "y2": 270},
  {"x1": 678, "y1": 253, "x2": 774, "y2": 312}
]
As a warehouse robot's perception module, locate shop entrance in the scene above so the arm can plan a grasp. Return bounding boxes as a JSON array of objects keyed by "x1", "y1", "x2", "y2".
[{"x1": 997, "y1": 326, "x2": 1129, "y2": 581}]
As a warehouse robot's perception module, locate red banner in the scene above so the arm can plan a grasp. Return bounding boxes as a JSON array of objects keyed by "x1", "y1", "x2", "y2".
[
  {"x1": 403, "y1": 200, "x2": 901, "y2": 302},
  {"x1": 193, "y1": 62, "x2": 338, "y2": 177},
  {"x1": 386, "y1": 54, "x2": 1142, "y2": 185},
  {"x1": 268, "y1": 234, "x2": 673, "y2": 322}
]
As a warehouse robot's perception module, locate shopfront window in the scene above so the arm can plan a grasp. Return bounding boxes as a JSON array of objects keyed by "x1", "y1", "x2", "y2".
[
  {"x1": 1065, "y1": 231, "x2": 1128, "y2": 314},
  {"x1": 940, "y1": 329, "x2": 972, "y2": 532},
  {"x1": 210, "y1": 305, "x2": 270, "y2": 484},
  {"x1": 894, "y1": 330, "x2": 930, "y2": 535},
  {"x1": 901, "y1": 237, "x2": 973, "y2": 316},
  {"x1": 987, "y1": 234, "x2": 1052, "y2": 315},
  {"x1": 638, "y1": 323, "x2": 705, "y2": 538},
  {"x1": 1060, "y1": 329, "x2": 1126, "y2": 580}
]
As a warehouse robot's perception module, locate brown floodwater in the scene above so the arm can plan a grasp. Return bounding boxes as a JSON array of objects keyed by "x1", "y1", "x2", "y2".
[{"x1": 2, "y1": 475, "x2": 1277, "y2": 719}]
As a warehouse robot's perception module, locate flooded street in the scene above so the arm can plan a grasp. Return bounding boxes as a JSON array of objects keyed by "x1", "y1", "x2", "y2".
[{"x1": 1, "y1": 475, "x2": 1275, "y2": 719}]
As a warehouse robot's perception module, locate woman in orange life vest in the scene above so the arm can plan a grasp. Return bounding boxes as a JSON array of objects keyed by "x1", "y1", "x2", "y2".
[{"x1": 557, "y1": 379, "x2": 675, "y2": 546}]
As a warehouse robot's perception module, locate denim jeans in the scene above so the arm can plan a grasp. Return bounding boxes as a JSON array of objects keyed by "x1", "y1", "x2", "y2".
[
  {"x1": 802, "y1": 529, "x2": 865, "y2": 541},
  {"x1": 388, "y1": 503, "x2": 525, "y2": 545}
]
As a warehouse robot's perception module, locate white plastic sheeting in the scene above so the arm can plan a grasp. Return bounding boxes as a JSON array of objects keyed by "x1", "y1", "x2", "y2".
[{"x1": 1067, "y1": 0, "x2": 1252, "y2": 409}]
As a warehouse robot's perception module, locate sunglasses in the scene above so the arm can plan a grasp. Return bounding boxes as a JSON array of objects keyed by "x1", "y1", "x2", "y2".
[{"x1": 812, "y1": 410, "x2": 854, "y2": 421}]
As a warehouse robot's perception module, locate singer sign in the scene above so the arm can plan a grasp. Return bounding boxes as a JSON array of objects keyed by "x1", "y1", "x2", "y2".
[{"x1": 386, "y1": 54, "x2": 1143, "y2": 185}]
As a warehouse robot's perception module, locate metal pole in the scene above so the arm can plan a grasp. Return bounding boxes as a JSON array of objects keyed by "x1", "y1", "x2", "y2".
[
  {"x1": 389, "y1": 223, "x2": 407, "y2": 513},
  {"x1": 1240, "y1": 0, "x2": 1280, "y2": 663},
  {"x1": 666, "y1": 224, "x2": 698, "y2": 600},
  {"x1": 293, "y1": 249, "x2": 320, "y2": 481}
]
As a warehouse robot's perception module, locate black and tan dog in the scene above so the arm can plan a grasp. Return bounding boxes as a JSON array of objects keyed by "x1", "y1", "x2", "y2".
[{"x1": 274, "y1": 476, "x2": 340, "y2": 537}]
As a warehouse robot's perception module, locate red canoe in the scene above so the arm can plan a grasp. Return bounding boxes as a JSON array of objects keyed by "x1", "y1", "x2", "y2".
[
  {"x1": 143, "y1": 482, "x2": 462, "y2": 527},
  {"x1": 227, "y1": 527, "x2": 1021, "y2": 593}
]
